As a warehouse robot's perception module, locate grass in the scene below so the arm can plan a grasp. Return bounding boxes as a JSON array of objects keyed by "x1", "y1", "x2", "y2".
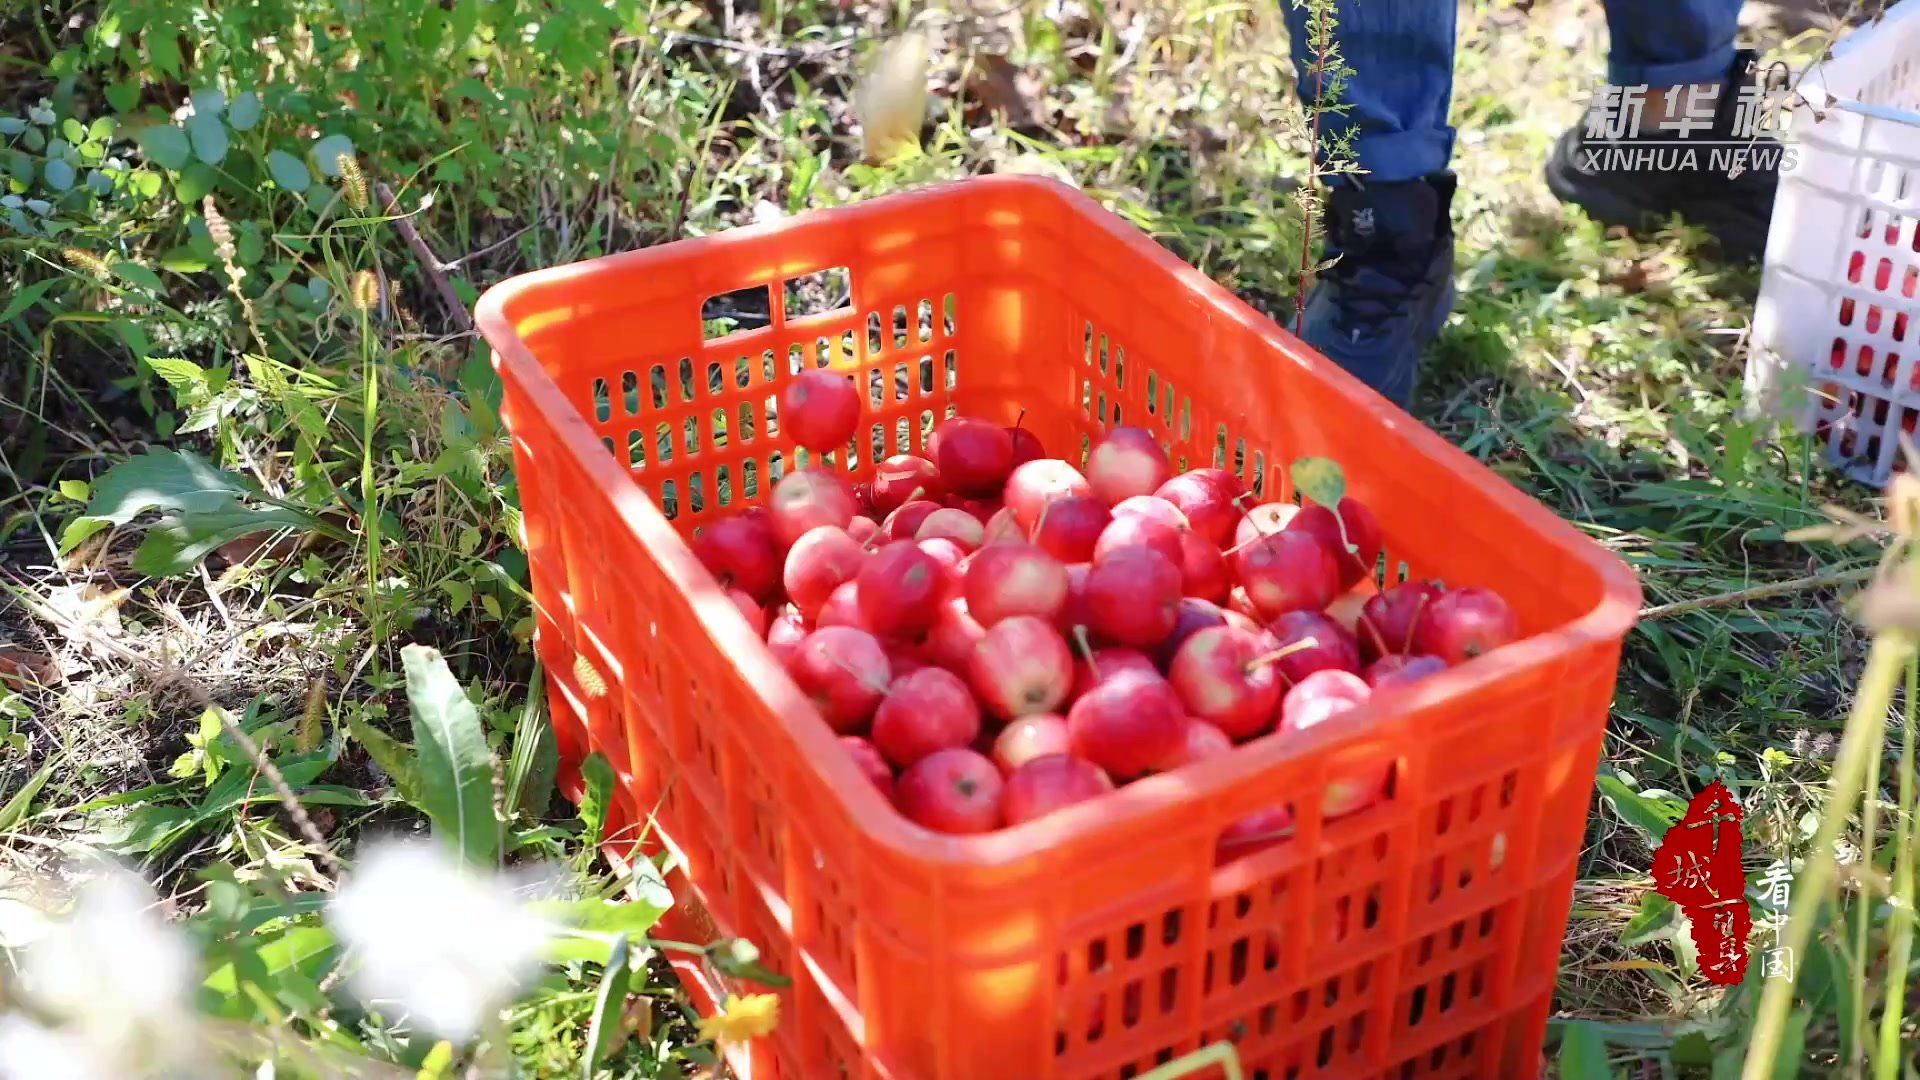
[{"x1": 1, "y1": 0, "x2": 1916, "y2": 1076}]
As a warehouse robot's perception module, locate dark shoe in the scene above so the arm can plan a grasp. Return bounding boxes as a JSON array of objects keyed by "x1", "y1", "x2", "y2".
[
  {"x1": 1545, "y1": 48, "x2": 1781, "y2": 261},
  {"x1": 1294, "y1": 172, "x2": 1457, "y2": 409}
]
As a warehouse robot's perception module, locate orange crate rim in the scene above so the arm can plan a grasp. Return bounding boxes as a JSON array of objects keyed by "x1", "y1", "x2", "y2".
[{"x1": 471, "y1": 173, "x2": 1644, "y2": 873}]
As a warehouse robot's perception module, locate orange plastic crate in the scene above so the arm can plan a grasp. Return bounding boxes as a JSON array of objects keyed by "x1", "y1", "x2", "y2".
[{"x1": 475, "y1": 175, "x2": 1641, "y2": 1080}]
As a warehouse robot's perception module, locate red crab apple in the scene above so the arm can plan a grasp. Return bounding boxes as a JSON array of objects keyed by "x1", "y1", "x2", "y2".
[
  {"x1": 1168, "y1": 626, "x2": 1289, "y2": 740},
  {"x1": 1287, "y1": 498, "x2": 1383, "y2": 591},
  {"x1": 1234, "y1": 531, "x2": 1340, "y2": 620},
  {"x1": 1084, "y1": 546, "x2": 1182, "y2": 647},
  {"x1": 1057, "y1": 562, "x2": 1094, "y2": 635},
  {"x1": 769, "y1": 468, "x2": 858, "y2": 549},
  {"x1": 1278, "y1": 669, "x2": 1386, "y2": 818},
  {"x1": 870, "y1": 454, "x2": 943, "y2": 515},
  {"x1": 965, "y1": 542, "x2": 1070, "y2": 626},
  {"x1": 857, "y1": 541, "x2": 945, "y2": 639},
  {"x1": 1110, "y1": 495, "x2": 1191, "y2": 533},
  {"x1": 1067, "y1": 667, "x2": 1186, "y2": 779},
  {"x1": 1358, "y1": 579, "x2": 1443, "y2": 661},
  {"x1": 1086, "y1": 426, "x2": 1172, "y2": 505},
  {"x1": 970, "y1": 615, "x2": 1074, "y2": 718},
  {"x1": 1264, "y1": 611, "x2": 1362, "y2": 686},
  {"x1": 992, "y1": 713, "x2": 1072, "y2": 774},
  {"x1": 872, "y1": 667, "x2": 983, "y2": 768},
  {"x1": 916, "y1": 507, "x2": 986, "y2": 551},
  {"x1": 726, "y1": 588, "x2": 767, "y2": 637},
  {"x1": 816, "y1": 579, "x2": 863, "y2": 629},
  {"x1": 1217, "y1": 806, "x2": 1296, "y2": 859},
  {"x1": 1414, "y1": 587, "x2": 1520, "y2": 664},
  {"x1": 885, "y1": 640, "x2": 928, "y2": 679},
  {"x1": 1005, "y1": 460, "x2": 1091, "y2": 532},
  {"x1": 1226, "y1": 587, "x2": 1261, "y2": 623},
  {"x1": 1233, "y1": 502, "x2": 1300, "y2": 549},
  {"x1": 1177, "y1": 530, "x2": 1230, "y2": 602},
  {"x1": 1154, "y1": 470, "x2": 1243, "y2": 547},
  {"x1": 1002, "y1": 755, "x2": 1115, "y2": 825},
  {"x1": 1154, "y1": 599, "x2": 1229, "y2": 669},
  {"x1": 1092, "y1": 513, "x2": 1184, "y2": 567},
  {"x1": 924, "y1": 597, "x2": 987, "y2": 674},
  {"x1": 1007, "y1": 415, "x2": 1046, "y2": 466},
  {"x1": 840, "y1": 735, "x2": 895, "y2": 799},
  {"x1": 1178, "y1": 718, "x2": 1234, "y2": 763},
  {"x1": 983, "y1": 507, "x2": 1023, "y2": 546},
  {"x1": 781, "y1": 368, "x2": 860, "y2": 452},
  {"x1": 1070, "y1": 645, "x2": 1160, "y2": 700},
  {"x1": 787, "y1": 626, "x2": 891, "y2": 732},
  {"x1": 934, "y1": 417, "x2": 1016, "y2": 497},
  {"x1": 846, "y1": 515, "x2": 881, "y2": 547},
  {"x1": 765, "y1": 605, "x2": 808, "y2": 668},
  {"x1": 949, "y1": 495, "x2": 1003, "y2": 527},
  {"x1": 1029, "y1": 495, "x2": 1110, "y2": 564},
  {"x1": 916, "y1": 537, "x2": 969, "y2": 598},
  {"x1": 1365, "y1": 653, "x2": 1447, "y2": 690},
  {"x1": 885, "y1": 499, "x2": 943, "y2": 541},
  {"x1": 693, "y1": 516, "x2": 780, "y2": 603},
  {"x1": 783, "y1": 525, "x2": 866, "y2": 618},
  {"x1": 895, "y1": 748, "x2": 1004, "y2": 835}
]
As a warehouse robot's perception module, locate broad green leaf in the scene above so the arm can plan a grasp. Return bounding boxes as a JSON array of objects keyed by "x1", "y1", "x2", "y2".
[
  {"x1": 1594, "y1": 773, "x2": 1682, "y2": 845},
  {"x1": 402, "y1": 644, "x2": 500, "y2": 868},
  {"x1": 159, "y1": 247, "x2": 209, "y2": 272},
  {"x1": 1618, "y1": 890, "x2": 1679, "y2": 947},
  {"x1": 580, "y1": 751, "x2": 614, "y2": 848},
  {"x1": 146, "y1": 356, "x2": 207, "y2": 392},
  {"x1": 584, "y1": 934, "x2": 632, "y2": 1074},
  {"x1": 133, "y1": 170, "x2": 162, "y2": 198},
  {"x1": 310, "y1": 134, "x2": 354, "y2": 178},
  {"x1": 173, "y1": 162, "x2": 216, "y2": 203},
  {"x1": 190, "y1": 88, "x2": 226, "y2": 117},
  {"x1": 147, "y1": 31, "x2": 183, "y2": 77},
  {"x1": 43, "y1": 158, "x2": 74, "y2": 191},
  {"x1": 0, "y1": 118, "x2": 24, "y2": 136},
  {"x1": 113, "y1": 261, "x2": 164, "y2": 294},
  {"x1": 88, "y1": 116, "x2": 115, "y2": 141},
  {"x1": 61, "y1": 117, "x2": 85, "y2": 143},
  {"x1": 57, "y1": 479, "x2": 89, "y2": 502},
  {"x1": 1554, "y1": 1021, "x2": 1613, "y2": 1080},
  {"x1": 202, "y1": 925, "x2": 338, "y2": 1015},
  {"x1": 77, "y1": 448, "x2": 254, "y2": 526},
  {"x1": 347, "y1": 715, "x2": 427, "y2": 809},
  {"x1": 266, "y1": 150, "x2": 310, "y2": 193},
  {"x1": 105, "y1": 80, "x2": 141, "y2": 114},
  {"x1": 187, "y1": 113, "x2": 228, "y2": 165},
  {"x1": 1290, "y1": 456, "x2": 1346, "y2": 510},
  {"x1": 0, "y1": 760, "x2": 57, "y2": 831},
  {"x1": 417, "y1": 1042, "x2": 457, "y2": 1080},
  {"x1": 136, "y1": 125, "x2": 190, "y2": 169},
  {"x1": 131, "y1": 504, "x2": 322, "y2": 576},
  {"x1": 0, "y1": 278, "x2": 57, "y2": 322},
  {"x1": 226, "y1": 92, "x2": 262, "y2": 131},
  {"x1": 709, "y1": 936, "x2": 791, "y2": 987},
  {"x1": 1766, "y1": 1007, "x2": 1808, "y2": 1079}
]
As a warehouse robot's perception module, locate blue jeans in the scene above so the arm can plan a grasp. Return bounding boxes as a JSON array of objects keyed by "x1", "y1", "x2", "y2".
[{"x1": 1284, "y1": 0, "x2": 1746, "y2": 182}]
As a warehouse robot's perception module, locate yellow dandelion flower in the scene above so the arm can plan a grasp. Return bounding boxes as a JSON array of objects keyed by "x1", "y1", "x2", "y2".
[{"x1": 697, "y1": 993, "x2": 780, "y2": 1047}]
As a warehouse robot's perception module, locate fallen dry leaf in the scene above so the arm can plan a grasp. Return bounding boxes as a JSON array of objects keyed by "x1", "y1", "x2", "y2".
[
  {"x1": 0, "y1": 646, "x2": 61, "y2": 689},
  {"x1": 965, "y1": 53, "x2": 1046, "y2": 130}
]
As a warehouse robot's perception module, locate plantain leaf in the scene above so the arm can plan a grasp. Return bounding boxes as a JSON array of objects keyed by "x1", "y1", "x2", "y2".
[
  {"x1": 347, "y1": 716, "x2": 427, "y2": 809},
  {"x1": 1554, "y1": 1021, "x2": 1615, "y2": 1080},
  {"x1": 583, "y1": 933, "x2": 632, "y2": 1074},
  {"x1": 402, "y1": 644, "x2": 499, "y2": 868},
  {"x1": 580, "y1": 751, "x2": 614, "y2": 848}
]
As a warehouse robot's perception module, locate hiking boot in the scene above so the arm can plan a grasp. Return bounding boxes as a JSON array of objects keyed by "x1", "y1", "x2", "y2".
[
  {"x1": 1293, "y1": 172, "x2": 1458, "y2": 409},
  {"x1": 1545, "y1": 48, "x2": 1783, "y2": 261}
]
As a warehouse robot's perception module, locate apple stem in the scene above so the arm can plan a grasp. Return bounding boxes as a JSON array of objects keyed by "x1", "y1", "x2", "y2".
[
  {"x1": 1331, "y1": 505, "x2": 1358, "y2": 555},
  {"x1": 1223, "y1": 531, "x2": 1274, "y2": 557},
  {"x1": 1030, "y1": 498, "x2": 1055, "y2": 541},
  {"x1": 1245, "y1": 636, "x2": 1320, "y2": 671},
  {"x1": 1014, "y1": 408, "x2": 1028, "y2": 432},
  {"x1": 1357, "y1": 613, "x2": 1390, "y2": 659},
  {"x1": 823, "y1": 651, "x2": 893, "y2": 695},
  {"x1": 1071, "y1": 624, "x2": 1099, "y2": 679},
  {"x1": 1401, "y1": 592, "x2": 1431, "y2": 654}
]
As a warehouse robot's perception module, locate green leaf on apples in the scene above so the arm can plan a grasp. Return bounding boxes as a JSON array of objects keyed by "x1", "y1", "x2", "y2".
[{"x1": 1290, "y1": 456, "x2": 1346, "y2": 511}]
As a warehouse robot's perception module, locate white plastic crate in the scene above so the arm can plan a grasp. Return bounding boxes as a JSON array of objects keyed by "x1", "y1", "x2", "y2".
[{"x1": 1746, "y1": 0, "x2": 1920, "y2": 485}]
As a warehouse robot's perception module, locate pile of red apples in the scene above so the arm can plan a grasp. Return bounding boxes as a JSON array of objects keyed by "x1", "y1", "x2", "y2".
[{"x1": 691, "y1": 370, "x2": 1519, "y2": 848}]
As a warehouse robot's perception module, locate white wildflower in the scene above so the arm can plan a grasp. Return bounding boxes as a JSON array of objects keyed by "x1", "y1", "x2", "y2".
[
  {"x1": 326, "y1": 839, "x2": 556, "y2": 1042},
  {"x1": 14, "y1": 865, "x2": 197, "y2": 1068},
  {"x1": 0, "y1": 1014, "x2": 112, "y2": 1080}
]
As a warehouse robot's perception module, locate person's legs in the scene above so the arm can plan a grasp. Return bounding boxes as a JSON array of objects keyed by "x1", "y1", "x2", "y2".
[
  {"x1": 1281, "y1": 1, "x2": 1460, "y2": 409},
  {"x1": 1547, "y1": 0, "x2": 1779, "y2": 259},
  {"x1": 1282, "y1": 0, "x2": 1458, "y2": 182}
]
